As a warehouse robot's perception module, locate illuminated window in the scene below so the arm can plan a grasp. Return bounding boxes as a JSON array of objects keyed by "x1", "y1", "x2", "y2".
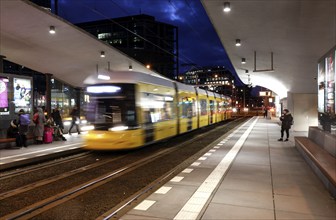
[{"x1": 98, "y1": 33, "x2": 111, "y2": 39}]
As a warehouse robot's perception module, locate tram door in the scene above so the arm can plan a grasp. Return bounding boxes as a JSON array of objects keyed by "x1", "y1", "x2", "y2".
[
  {"x1": 209, "y1": 100, "x2": 214, "y2": 124},
  {"x1": 143, "y1": 110, "x2": 154, "y2": 143}
]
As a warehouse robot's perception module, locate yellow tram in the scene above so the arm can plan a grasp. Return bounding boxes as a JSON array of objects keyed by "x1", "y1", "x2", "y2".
[{"x1": 83, "y1": 71, "x2": 231, "y2": 150}]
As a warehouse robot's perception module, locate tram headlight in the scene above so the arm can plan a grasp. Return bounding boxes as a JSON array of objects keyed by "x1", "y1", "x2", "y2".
[{"x1": 109, "y1": 126, "x2": 128, "y2": 131}]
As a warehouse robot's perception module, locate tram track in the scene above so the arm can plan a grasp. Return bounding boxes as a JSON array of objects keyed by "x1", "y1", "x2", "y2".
[{"x1": 0, "y1": 117, "x2": 248, "y2": 220}]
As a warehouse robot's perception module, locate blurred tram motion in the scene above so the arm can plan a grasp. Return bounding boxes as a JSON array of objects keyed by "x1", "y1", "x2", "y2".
[{"x1": 83, "y1": 71, "x2": 232, "y2": 150}]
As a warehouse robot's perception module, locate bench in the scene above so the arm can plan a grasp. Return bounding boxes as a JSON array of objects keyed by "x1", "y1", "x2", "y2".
[
  {"x1": 295, "y1": 136, "x2": 336, "y2": 197},
  {"x1": 0, "y1": 135, "x2": 34, "y2": 147}
]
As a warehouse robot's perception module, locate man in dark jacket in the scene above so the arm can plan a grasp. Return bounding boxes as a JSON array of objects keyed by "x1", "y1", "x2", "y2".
[
  {"x1": 278, "y1": 109, "x2": 293, "y2": 141},
  {"x1": 68, "y1": 106, "x2": 80, "y2": 135},
  {"x1": 18, "y1": 109, "x2": 30, "y2": 147}
]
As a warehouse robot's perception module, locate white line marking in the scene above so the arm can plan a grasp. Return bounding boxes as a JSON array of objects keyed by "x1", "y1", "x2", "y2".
[
  {"x1": 155, "y1": 186, "x2": 172, "y2": 194},
  {"x1": 134, "y1": 200, "x2": 156, "y2": 211},
  {"x1": 204, "y1": 153, "x2": 212, "y2": 157},
  {"x1": 170, "y1": 176, "x2": 184, "y2": 182},
  {"x1": 198, "y1": 157, "x2": 207, "y2": 161},
  {"x1": 182, "y1": 168, "x2": 193, "y2": 173},
  {"x1": 191, "y1": 162, "x2": 200, "y2": 166},
  {"x1": 0, "y1": 143, "x2": 81, "y2": 161},
  {"x1": 209, "y1": 149, "x2": 216, "y2": 152},
  {"x1": 35, "y1": 154, "x2": 47, "y2": 157},
  {"x1": 214, "y1": 146, "x2": 220, "y2": 149},
  {"x1": 173, "y1": 117, "x2": 258, "y2": 220},
  {"x1": 13, "y1": 158, "x2": 27, "y2": 161}
]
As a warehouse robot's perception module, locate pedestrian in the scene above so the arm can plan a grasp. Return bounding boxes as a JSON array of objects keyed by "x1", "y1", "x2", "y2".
[
  {"x1": 18, "y1": 109, "x2": 30, "y2": 148},
  {"x1": 68, "y1": 106, "x2": 80, "y2": 135},
  {"x1": 33, "y1": 107, "x2": 46, "y2": 144},
  {"x1": 51, "y1": 106, "x2": 67, "y2": 141},
  {"x1": 278, "y1": 109, "x2": 293, "y2": 142},
  {"x1": 7, "y1": 119, "x2": 19, "y2": 138}
]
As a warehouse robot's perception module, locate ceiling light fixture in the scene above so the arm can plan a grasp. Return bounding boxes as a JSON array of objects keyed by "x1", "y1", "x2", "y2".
[
  {"x1": 235, "y1": 39, "x2": 241, "y2": 46},
  {"x1": 100, "y1": 51, "x2": 105, "y2": 58},
  {"x1": 242, "y1": 58, "x2": 246, "y2": 64},
  {"x1": 223, "y1": 2, "x2": 231, "y2": 12},
  {"x1": 49, "y1": 26, "x2": 56, "y2": 34}
]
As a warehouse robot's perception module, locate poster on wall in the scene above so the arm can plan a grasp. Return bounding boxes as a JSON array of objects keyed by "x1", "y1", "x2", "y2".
[
  {"x1": 13, "y1": 77, "x2": 32, "y2": 113},
  {"x1": 325, "y1": 52, "x2": 335, "y2": 114},
  {"x1": 318, "y1": 59, "x2": 325, "y2": 113},
  {"x1": 0, "y1": 76, "x2": 9, "y2": 115}
]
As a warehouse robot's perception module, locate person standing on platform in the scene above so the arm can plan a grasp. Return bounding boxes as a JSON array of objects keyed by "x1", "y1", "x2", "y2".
[
  {"x1": 51, "y1": 106, "x2": 67, "y2": 141},
  {"x1": 33, "y1": 107, "x2": 46, "y2": 144},
  {"x1": 264, "y1": 108, "x2": 268, "y2": 118},
  {"x1": 278, "y1": 109, "x2": 293, "y2": 142},
  {"x1": 18, "y1": 109, "x2": 30, "y2": 148},
  {"x1": 68, "y1": 106, "x2": 80, "y2": 135}
]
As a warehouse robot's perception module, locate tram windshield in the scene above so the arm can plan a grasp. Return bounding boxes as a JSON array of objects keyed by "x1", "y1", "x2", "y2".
[{"x1": 84, "y1": 84, "x2": 137, "y2": 130}]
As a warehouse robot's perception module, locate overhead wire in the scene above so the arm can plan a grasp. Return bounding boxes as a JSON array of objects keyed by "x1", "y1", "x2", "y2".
[{"x1": 77, "y1": 0, "x2": 200, "y2": 73}]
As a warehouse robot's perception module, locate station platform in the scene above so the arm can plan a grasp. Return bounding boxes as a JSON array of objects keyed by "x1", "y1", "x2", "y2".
[
  {"x1": 121, "y1": 117, "x2": 336, "y2": 220},
  {"x1": 0, "y1": 133, "x2": 84, "y2": 170},
  {"x1": 0, "y1": 117, "x2": 335, "y2": 219}
]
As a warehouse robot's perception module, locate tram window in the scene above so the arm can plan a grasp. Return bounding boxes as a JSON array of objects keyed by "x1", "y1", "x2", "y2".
[
  {"x1": 85, "y1": 84, "x2": 137, "y2": 127},
  {"x1": 200, "y1": 99, "x2": 207, "y2": 115},
  {"x1": 181, "y1": 97, "x2": 196, "y2": 118},
  {"x1": 210, "y1": 100, "x2": 214, "y2": 112},
  {"x1": 141, "y1": 93, "x2": 174, "y2": 123}
]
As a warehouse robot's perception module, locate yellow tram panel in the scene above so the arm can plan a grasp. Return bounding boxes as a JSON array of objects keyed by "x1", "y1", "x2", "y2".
[
  {"x1": 153, "y1": 119, "x2": 177, "y2": 141},
  {"x1": 84, "y1": 129, "x2": 144, "y2": 150}
]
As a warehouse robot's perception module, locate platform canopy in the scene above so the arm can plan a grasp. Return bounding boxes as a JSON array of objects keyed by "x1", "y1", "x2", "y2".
[
  {"x1": 0, "y1": 0, "x2": 162, "y2": 88},
  {"x1": 201, "y1": 0, "x2": 335, "y2": 98}
]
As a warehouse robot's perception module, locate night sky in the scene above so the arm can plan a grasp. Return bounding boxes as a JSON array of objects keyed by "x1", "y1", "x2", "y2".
[{"x1": 53, "y1": 0, "x2": 237, "y2": 77}]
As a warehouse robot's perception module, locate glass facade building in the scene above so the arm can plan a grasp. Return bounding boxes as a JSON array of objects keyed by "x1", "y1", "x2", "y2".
[{"x1": 76, "y1": 14, "x2": 178, "y2": 79}]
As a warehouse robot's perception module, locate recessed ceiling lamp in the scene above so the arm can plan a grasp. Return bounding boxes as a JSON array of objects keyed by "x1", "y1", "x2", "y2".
[
  {"x1": 100, "y1": 51, "x2": 105, "y2": 58},
  {"x1": 241, "y1": 58, "x2": 246, "y2": 64},
  {"x1": 235, "y1": 39, "x2": 241, "y2": 46},
  {"x1": 146, "y1": 64, "x2": 151, "y2": 69},
  {"x1": 49, "y1": 26, "x2": 56, "y2": 34},
  {"x1": 223, "y1": 2, "x2": 231, "y2": 12}
]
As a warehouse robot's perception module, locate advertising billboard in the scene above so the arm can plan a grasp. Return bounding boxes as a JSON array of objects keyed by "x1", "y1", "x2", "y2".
[
  {"x1": 325, "y1": 52, "x2": 335, "y2": 114},
  {"x1": 13, "y1": 77, "x2": 32, "y2": 113},
  {"x1": 317, "y1": 46, "x2": 336, "y2": 133},
  {"x1": 318, "y1": 59, "x2": 325, "y2": 113},
  {"x1": 0, "y1": 76, "x2": 9, "y2": 114}
]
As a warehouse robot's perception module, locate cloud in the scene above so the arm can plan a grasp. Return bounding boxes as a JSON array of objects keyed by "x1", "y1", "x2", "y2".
[{"x1": 59, "y1": 0, "x2": 236, "y2": 75}]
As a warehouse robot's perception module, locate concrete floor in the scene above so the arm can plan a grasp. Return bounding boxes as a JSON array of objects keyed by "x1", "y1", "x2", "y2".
[{"x1": 121, "y1": 117, "x2": 336, "y2": 220}]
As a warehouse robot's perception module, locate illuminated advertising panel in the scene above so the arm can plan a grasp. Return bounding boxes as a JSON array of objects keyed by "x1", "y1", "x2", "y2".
[
  {"x1": 317, "y1": 46, "x2": 336, "y2": 133},
  {"x1": 325, "y1": 52, "x2": 335, "y2": 114},
  {"x1": 318, "y1": 59, "x2": 325, "y2": 112},
  {"x1": 0, "y1": 76, "x2": 9, "y2": 114},
  {"x1": 13, "y1": 77, "x2": 32, "y2": 113}
]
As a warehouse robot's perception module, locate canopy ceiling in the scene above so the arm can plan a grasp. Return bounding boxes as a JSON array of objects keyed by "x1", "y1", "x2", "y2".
[
  {"x1": 201, "y1": 0, "x2": 336, "y2": 98},
  {"x1": 0, "y1": 0, "x2": 161, "y2": 88}
]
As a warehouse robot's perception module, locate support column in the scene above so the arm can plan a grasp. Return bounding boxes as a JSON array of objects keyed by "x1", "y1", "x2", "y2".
[
  {"x1": 45, "y1": 73, "x2": 52, "y2": 117},
  {"x1": 75, "y1": 88, "x2": 81, "y2": 116},
  {"x1": 0, "y1": 55, "x2": 6, "y2": 72}
]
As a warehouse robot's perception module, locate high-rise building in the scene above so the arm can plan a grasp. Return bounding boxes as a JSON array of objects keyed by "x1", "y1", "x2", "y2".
[
  {"x1": 76, "y1": 14, "x2": 178, "y2": 79},
  {"x1": 181, "y1": 66, "x2": 236, "y2": 97}
]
